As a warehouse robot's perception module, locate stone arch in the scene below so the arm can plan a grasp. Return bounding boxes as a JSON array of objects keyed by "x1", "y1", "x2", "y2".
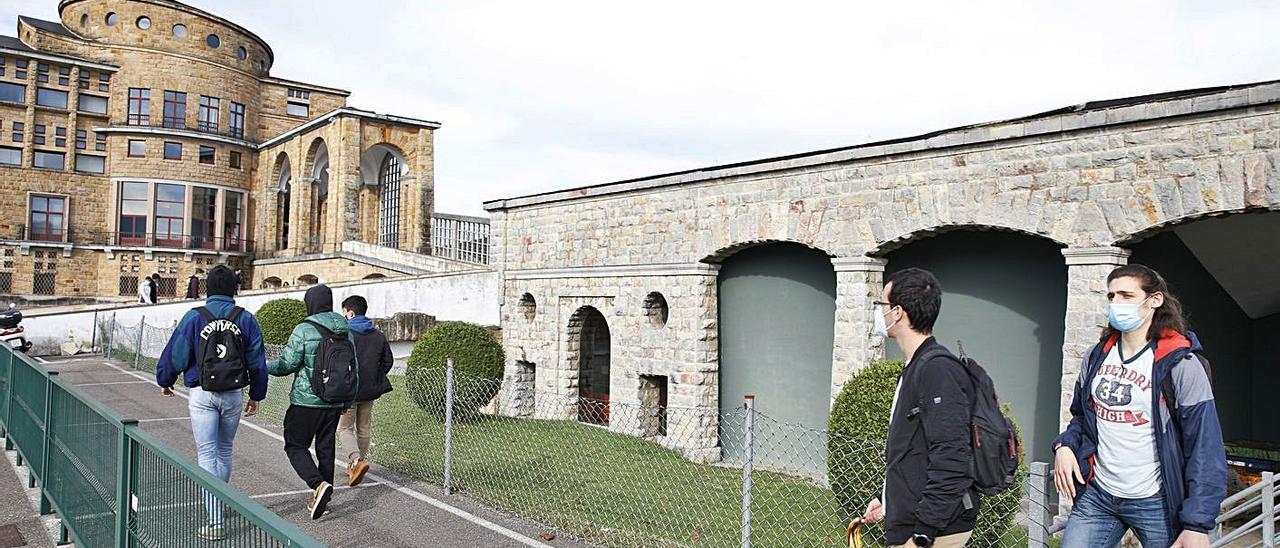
[
  {"x1": 564, "y1": 305, "x2": 611, "y2": 425},
  {"x1": 361, "y1": 143, "x2": 408, "y2": 248},
  {"x1": 362, "y1": 273, "x2": 387, "y2": 280},
  {"x1": 272, "y1": 152, "x2": 293, "y2": 250},
  {"x1": 261, "y1": 276, "x2": 282, "y2": 289},
  {"x1": 297, "y1": 274, "x2": 318, "y2": 286},
  {"x1": 271, "y1": 152, "x2": 292, "y2": 191},
  {"x1": 303, "y1": 138, "x2": 328, "y2": 180},
  {"x1": 700, "y1": 239, "x2": 835, "y2": 264},
  {"x1": 869, "y1": 223, "x2": 1067, "y2": 257},
  {"x1": 304, "y1": 138, "x2": 331, "y2": 247},
  {"x1": 1112, "y1": 205, "x2": 1280, "y2": 247},
  {"x1": 359, "y1": 143, "x2": 408, "y2": 186}
]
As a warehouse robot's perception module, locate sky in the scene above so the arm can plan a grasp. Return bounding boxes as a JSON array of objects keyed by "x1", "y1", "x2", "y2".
[{"x1": 4, "y1": 1, "x2": 1279, "y2": 216}]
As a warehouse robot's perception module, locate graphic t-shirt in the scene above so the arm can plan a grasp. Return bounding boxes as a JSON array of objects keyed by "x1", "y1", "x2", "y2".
[{"x1": 1090, "y1": 341, "x2": 1162, "y2": 498}]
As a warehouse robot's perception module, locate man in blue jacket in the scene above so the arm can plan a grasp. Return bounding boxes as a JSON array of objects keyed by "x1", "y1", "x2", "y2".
[{"x1": 156, "y1": 265, "x2": 267, "y2": 541}]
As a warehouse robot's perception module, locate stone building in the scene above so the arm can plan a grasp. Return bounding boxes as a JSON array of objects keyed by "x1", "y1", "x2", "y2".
[
  {"x1": 0, "y1": 0, "x2": 475, "y2": 301},
  {"x1": 485, "y1": 80, "x2": 1280, "y2": 463}
]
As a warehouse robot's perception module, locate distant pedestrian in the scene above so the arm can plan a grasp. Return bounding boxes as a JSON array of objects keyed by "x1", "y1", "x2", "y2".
[
  {"x1": 138, "y1": 276, "x2": 154, "y2": 305},
  {"x1": 337, "y1": 295, "x2": 393, "y2": 486},
  {"x1": 186, "y1": 272, "x2": 201, "y2": 300},
  {"x1": 155, "y1": 265, "x2": 267, "y2": 541},
  {"x1": 149, "y1": 273, "x2": 161, "y2": 303}
]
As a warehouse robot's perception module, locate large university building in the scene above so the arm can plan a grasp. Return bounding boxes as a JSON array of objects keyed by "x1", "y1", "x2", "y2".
[{"x1": 0, "y1": 0, "x2": 483, "y2": 302}]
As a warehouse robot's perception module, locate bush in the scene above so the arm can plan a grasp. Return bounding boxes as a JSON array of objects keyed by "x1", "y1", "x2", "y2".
[
  {"x1": 256, "y1": 298, "x2": 307, "y2": 345},
  {"x1": 827, "y1": 360, "x2": 1027, "y2": 545},
  {"x1": 405, "y1": 321, "x2": 505, "y2": 418}
]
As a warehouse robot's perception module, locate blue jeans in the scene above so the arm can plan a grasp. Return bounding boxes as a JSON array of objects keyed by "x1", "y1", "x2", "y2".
[
  {"x1": 189, "y1": 386, "x2": 243, "y2": 525},
  {"x1": 1061, "y1": 483, "x2": 1171, "y2": 548}
]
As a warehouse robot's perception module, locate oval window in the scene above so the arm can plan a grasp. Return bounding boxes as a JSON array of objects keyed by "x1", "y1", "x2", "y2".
[
  {"x1": 136, "y1": 16, "x2": 151, "y2": 30},
  {"x1": 172, "y1": 24, "x2": 188, "y2": 39},
  {"x1": 237, "y1": 46, "x2": 247, "y2": 60},
  {"x1": 206, "y1": 34, "x2": 220, "y2": 48},
  {"x1": 105, "y1": 12, "x2": 118, "y2": 26}
]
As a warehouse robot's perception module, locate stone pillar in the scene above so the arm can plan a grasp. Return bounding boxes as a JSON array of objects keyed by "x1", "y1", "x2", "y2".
[
  {"x1": 290, "y1": 177, "x2": 314, "y2": 254},
  {"x1": 1059, "y1": 246, "x2": 1130, "y2": 429},
  {"x1": 830, "y1": 257, "x2": 889, "y2": 403}
]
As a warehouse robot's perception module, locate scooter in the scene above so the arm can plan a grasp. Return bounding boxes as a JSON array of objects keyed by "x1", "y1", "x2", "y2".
[{"x1": 0, "y1": 303, "x2": 32, "y2": 353}]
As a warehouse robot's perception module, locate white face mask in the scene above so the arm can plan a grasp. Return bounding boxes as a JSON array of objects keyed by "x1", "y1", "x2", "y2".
[{"x1": 873, "y1": 306, "x2": 900, "y2": 338}]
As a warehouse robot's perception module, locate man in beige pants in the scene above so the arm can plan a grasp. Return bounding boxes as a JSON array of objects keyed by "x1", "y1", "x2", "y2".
[{"x1": 337, "y1": 295, "x2": 394, "y2": 486}]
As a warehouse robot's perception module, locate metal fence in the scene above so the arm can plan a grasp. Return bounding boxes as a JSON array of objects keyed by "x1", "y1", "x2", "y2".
[
  {"x1": 2, "y1": 324, "x2": 321, "y2": 548},
  {"x1": 431, "y1": 213, "x2": 490, "y2": 265}
]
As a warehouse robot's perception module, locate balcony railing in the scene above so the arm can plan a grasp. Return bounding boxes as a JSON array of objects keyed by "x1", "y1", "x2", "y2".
[
  {"x1": 122, "y1": 117, "x2": 251, "y2": 143},
  {"x1": 432, "y1": 213, "x2": 491, "y2": 265},
  {"x1": 10, "y1": 225, "x2": 254, "y2": 253}
]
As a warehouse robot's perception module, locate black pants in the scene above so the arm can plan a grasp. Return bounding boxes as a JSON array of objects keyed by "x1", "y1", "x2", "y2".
[{"x1": 283, "y1": 405, "x2": 343, "y2": 489}]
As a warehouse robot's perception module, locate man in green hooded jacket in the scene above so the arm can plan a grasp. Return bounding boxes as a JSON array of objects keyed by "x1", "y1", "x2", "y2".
[{"x1": 268, "y1": 284, "x2": 355, "y2": 519}]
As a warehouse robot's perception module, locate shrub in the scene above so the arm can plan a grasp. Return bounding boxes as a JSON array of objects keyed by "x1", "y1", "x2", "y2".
[
  {"x1": 827, "y1": 360, "x2": 1026, "y2": 545},
  {"x1": 256, "y1": 298, "x2": 307, "y2": 345},
  {"x1": 405, "y1": 321, "x2": 505, "y2": 418}
]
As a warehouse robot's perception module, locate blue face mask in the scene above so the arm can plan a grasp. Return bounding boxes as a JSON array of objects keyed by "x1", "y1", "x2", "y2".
[{"x1": 1108, "y1": 296, "x2": 1153, "y2": 333}]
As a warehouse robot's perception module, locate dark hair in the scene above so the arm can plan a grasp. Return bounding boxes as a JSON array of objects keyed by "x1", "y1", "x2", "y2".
[
  {"x1": 342, "y1": 295, "x2": 368, "y2": 316},
  {"x1": 206, "y1": 265, "x2": 238, "y2": 297},
  {"x1": 1101, "y1": 264, "x2": 1188, "y2": 343},
  {"x1": 886, "y1": 267, "x2": 942, "y2": 335},
  {"x1": 151, "y1": 273, "x2": 160, "y2": 280}
]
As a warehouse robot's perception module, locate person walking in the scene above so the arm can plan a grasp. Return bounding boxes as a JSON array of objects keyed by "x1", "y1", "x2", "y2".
[{"x1": 336, "y1": 295, "x2": 393, "y2": 486}]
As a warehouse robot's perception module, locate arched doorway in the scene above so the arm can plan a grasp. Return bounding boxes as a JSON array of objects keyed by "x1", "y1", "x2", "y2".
[
  {"x1": 883, "y1": 230, "x2": 1066, "y2": 460},
  {"x1": 1124, "y1": 210, "x2": 1280, "y2": 447},
  {"x1": 574, "y1": 307, "x2": 611, "y2": 425},
  {"x1": 717, "y1": 242, "x2": 836, "y2": 462},
  {"x1": 307, "y1": 141, "x2": 330, "y2": 249},
  {"x1": 273, "y1": 153, "x2": 292, "y2": 250}
]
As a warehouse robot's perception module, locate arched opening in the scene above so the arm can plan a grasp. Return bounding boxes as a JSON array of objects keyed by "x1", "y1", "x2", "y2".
[
  {"x1": 643, "y1": 291, "x2": 669, "y2": 327},
  {"x1": 362, "y1": 273, "x2": 387, "y2": 280},
  {"x1": 718, "y1": 242, "x2": 835, "y2": 462},
  {"x1": 361, "y1": 144, "x2": 407, "y2": 248},
  {"x1": 571, "y1": 306, "x2": 611, "y2": 425},
  {"x1": 262, "y1": 276, "x2": 282, "y2": 289},
  {"x1": 518, "y1": 293, "x2": 536, "y2": 321},
  {"x1": 1124, "y1": 210, "x2": 1280, "y2": 449},
  {"x1": 307, "y1": 140, "x2": 330, "y2": 250},
  {"x1": 884, "y1": 230, "x2": 1066, "y2": 460},
  {"x1": 297, "y1": 274, "x2": 318, "y2": 286},
  {"x1": 273, "y1": 153, "x2": 292, "y2": 250}
]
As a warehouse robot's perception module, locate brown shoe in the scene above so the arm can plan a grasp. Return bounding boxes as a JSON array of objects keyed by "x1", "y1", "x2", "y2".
[
  {"x1": 307, "y1": 482, "x2": 333, "y2": 520},
  {"x1": 347, "y1": 458, "x2": 370, "y2": 487}
]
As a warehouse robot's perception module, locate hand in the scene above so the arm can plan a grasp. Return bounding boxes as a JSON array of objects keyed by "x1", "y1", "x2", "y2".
[
  {"x1": 862, "y1": 498, "x2": 884, "y2": 524},
  {"x1": 1054, "y1": 446, "x2": 1084, "y2": 499},
  {"x1": 1171, "y1": 530, "x2": 1211, "y2": 548},
  {"x1": 161, "y1": 386, "x2": 175, "y2": 398},
  {"x1": 341, "y1": 407, "x2": 350, "y2": 416},
  {"x1": 244, "y1": 400, "x2": 259, "y2": 417}
]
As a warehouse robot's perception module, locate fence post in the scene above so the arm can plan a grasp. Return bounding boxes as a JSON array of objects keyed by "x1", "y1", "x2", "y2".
[
  {"x1": 39, "y1": 370, "x2": 58, "y2": 515},
  {"x1": 133, "y1": 317, "x2": 145, "y2": 370},
  {"x1": 90, "y1": 310, "x2": 99, "y2": 353},
  {"x1": 444, "y1": 358, "x2": 454, "y2": 496},
  {"x1": 114, "y1": 418, "x2": 138, "y2": 548},
  {"x1": 1027, "y1": 462, "x2": 1051, "y2": 548},
  {"x1": 106, "y1": 313, "x2": 117, "y2": 360},
  {"x1": 741, "y1": 395, "x2": 755, "y2": 548},
  {"x1": 2, "y1": 348, "x2": 12, "y2": 450},
  {"x1": 1264, "y1": 471, "x2": 1275, "y2": 548}
]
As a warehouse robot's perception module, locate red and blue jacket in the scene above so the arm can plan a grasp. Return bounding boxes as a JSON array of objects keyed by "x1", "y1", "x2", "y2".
[
  {"x1": 155, "y1": 295, "x2": 269, "y2": 401},
  {"x1": 1053, "y1": 329, "x2": 1227, "y2": 535}
]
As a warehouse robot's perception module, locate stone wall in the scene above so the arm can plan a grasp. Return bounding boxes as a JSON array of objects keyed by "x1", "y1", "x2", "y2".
[{"x1": 250, "y1": 256, "x2": 402, "y2": 289}]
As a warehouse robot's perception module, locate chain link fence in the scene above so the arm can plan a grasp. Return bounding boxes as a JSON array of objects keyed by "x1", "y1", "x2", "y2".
[{"x1": 94, "y1": 317, "x2": 1032, "y2": 548}]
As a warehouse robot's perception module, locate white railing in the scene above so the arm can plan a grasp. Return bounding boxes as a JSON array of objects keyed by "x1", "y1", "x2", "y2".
[{"x1": 432, "y1": 213, "x2": 490, "y2": 265}]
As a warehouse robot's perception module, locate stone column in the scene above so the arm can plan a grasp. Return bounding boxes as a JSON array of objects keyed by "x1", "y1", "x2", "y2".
[
  {"x1": 290, "y1": 177, "x2": 314, "y2": 254},
  {"x1": 830, "y1": 257, "x2": 889, "y2": 404},
  {"x1": 1058, "y1": 246, "x2": 1130, "y2": 430}
]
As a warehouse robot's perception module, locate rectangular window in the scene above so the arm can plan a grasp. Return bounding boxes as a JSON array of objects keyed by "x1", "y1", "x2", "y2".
[
  {"x1": 198, "y1": 95, "x2": 219, "y2": 132},
  {"x1": 154, "y1": 183, "x2": 185, "y2": 246},
  {"x1": 95, "y1": 131, "x2": 106, "y2": 151},
  {"x1": 191, "y1": 186, "x2": 217, "y2": 249},
  {"x1": 74, "y1": 154, "x2": 105, "y2": 174},
  {"x1": 78, "y1": 69, "x2": 90, "y2": 89},
  {"x1": 15, "y1": 59, "x2": 27, "y2": 80},
  {"x1": 0, "y1": 146, "x2": 20, "y2": 166},
  {"x1": 229, "y1": 150, "x2": 242, "y2": 169},
  {"x1": 199, "y1": 145, "x2": 215, "y2": 165},
  {"x1": 229, "y1": 102, "x2": 245, "y2": 139},
  {"x1": 163, "y1": 141, "x2": 181, "y2": 160},
  {"x1": 127, "y1": 88, "x2": 150, "y2": 125},
  {"x1": 118, "y1": 182, "x2": 148, "y2": 244},
  {"x1": 33, "y1": 151, "x2": 64, "y2": 170},
  {"x1": 285, "y1": 102, "x2": 309, "y2": 117},
  {"x1": 118, "y1": 275, "x2": 138, "y2": 297},
  {"x1": 223, "y1": 190, "x2": 244, "y2": 251},
  {"x1": 33, "y1": 273, "x2": 55, "y2": 295},
  {"x1": 29, "y1": 195, "x2": 66, "y2": 241},
  {"x1": 36, "y1": 63, "x2": 48, "y2": 83},
  {"x1": 0, "y1": 82, "x2": 24, "y2": 103},
  {"x1": 11, "y1": 121, "x2": 22, "y2": 142},
  {"x1": 287, "y1": 89, "x2": 310, "y2": 100},
  {"x1": 98, "y1": 72, "x2": 110, "y2": 92},
  {"x1": 57, "y1": 66, "x2": 70, "y2": 86},
  {"x1": 163, "y1": 91, "x2": 186, "y2": 129},
  {"x1": 75, "y1": 129, "x2": 87, "y2": 150},
  {"x1": 33, "y1": 125, "x2": 44, "y2": 146},
  {"x1": 128, "y1": 139, "x2": 146, "y2": 157},
  {"x1": 78, "y1": 94, "x2": 108, "y2": 114},
  {"x1": 36, "y1": 88, "x2": 68, "y2": 109}
]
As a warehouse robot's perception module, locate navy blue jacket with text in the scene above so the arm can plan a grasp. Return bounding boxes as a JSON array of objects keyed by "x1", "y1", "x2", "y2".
[{"x1": 155, "y1": 295, "x2": 269, "y2": 402}]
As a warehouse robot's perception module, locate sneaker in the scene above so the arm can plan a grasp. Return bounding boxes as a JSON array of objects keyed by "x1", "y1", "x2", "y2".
[
  {"x1": 307, "y1": 482, "x2": 333, "y2": 520},
  {"x1": 347, "y1": 458, "x2": 370, "y2": 487},
  {"x1": 196, "y1": 524, "x2": 226, "y2": 541}
]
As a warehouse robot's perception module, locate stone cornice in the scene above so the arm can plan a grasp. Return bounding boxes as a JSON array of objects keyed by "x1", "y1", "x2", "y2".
[
  {"x1": 506, "y1": 263, "x2": 720, "y2": 280},
  {"x1": 1062, "y1": 246, "x2": 1132, "y2": 266},
  {"x1": 831, "y1": 257, "x2": 888, "y2": 272}
]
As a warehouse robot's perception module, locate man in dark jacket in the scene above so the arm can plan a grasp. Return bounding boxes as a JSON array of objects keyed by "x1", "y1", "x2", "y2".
[
  {"x1": 336, "y1": 295, "x2": 393, "y2": 487},
  {"x1": 862, "y1": 268, "x2": 978, "y2": 548},
  {"x1": 156, "y1": 265, "x2": 267, "y2": 541},
  {"x1": 185, "y1": 272, "x2": 201, "y2": 299},
  {"x1": 268, "y1": 284, "x2": 356, "y2": 519}
]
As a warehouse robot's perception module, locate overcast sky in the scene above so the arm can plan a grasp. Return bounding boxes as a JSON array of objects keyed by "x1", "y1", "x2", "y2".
[{"x1": 5, "y1": 1, "x2": 1278, "y2": 215}]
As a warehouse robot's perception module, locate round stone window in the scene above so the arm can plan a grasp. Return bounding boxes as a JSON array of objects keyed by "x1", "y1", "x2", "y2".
[
  {"x1": 171, "y1": 24, "x2": 188, "y2": 39},
  {"x1": 206, "y1": 34, "x2": 220, "y2": 48},
  {"x1": 136, "y1": 16, "x2": 151, "y2": 30},
  {"x1": 237, "y1": 46, "x2": 247, "y2": 60},
  {"x1": 518, "y1": 293, "x2": 536, "y2": 321},
  {"x1": 105, "y1": 12, "x2": 118, "y2": 26},
  {"x1": 643, "y1": 292, "x2": 669, "y2": 327}
]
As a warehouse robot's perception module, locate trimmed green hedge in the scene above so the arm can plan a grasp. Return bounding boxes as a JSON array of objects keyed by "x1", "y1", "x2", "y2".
[
  {"x1": 405, "y1": 321, "x2": 505, "y2": 418},
  {"x1": 256, "y1": 298, "x2": 307, "y2": 345}
]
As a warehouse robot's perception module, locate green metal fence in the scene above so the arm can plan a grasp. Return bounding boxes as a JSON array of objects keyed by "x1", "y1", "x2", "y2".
[{"x1": 0, "y1": 345, "x2": 322, "y2": 548}]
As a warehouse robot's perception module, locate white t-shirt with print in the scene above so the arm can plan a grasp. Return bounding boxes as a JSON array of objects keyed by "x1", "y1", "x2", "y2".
[{"x1": 1090, "y1": 342, "x2": 1162, "y2": 498}]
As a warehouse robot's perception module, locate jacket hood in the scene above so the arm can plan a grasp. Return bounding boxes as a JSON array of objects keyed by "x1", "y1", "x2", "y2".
[
  {"x1": 304, "y1": 285, "x2": 333, "y2": 316},
  {"x1": 349, "y1": 315, "x2": 375, "y2": 334}
]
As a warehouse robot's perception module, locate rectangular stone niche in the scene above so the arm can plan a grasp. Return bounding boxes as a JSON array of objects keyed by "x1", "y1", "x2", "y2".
[{"x1": 639, "y1": 374, "x2": 668, "y2": 437}]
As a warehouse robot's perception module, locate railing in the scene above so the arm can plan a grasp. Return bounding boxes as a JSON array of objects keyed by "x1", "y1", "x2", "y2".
[
  {"x1": 0, "y1": 344, "x2": 320, "y2": 547},
  {"x1": 431, "y1": 213, "x2": 490, "y2": 265},
  {"x1": 119, "y1": 118, "x2": 253, "y2": 143},
  {"x1": 9, "y1": 226, "x2": 255, "y2": 253}
]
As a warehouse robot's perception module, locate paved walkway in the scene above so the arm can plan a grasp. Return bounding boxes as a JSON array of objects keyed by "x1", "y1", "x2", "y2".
[
  {"x1": 38, "y1": 355, "x2": 587, "y2": 548},
  {"x1": 0, "y1": 449, "x2": 54, "y2": 548}
]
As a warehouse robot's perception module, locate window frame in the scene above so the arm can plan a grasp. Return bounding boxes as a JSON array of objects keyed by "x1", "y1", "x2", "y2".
[
  {"x1": 118, "y1": 181, "x2": 149, "y2": 245},
  {"x1": 163, "y1": 90, "x2": 186, "y2": 129},
  {"x1": 198, "y1": 145, "x2": 215, "y2": 165},
  {"x1": 127, "y1": 88, "x2": 150, "y2": 125},
  {"x1": 73, "y1": 153, "x2": 105, "y2": 174},
  {"x1": 198, "y1": 95, "x2": 220, "y2": 132},
  {"x1": 28, "y1": 194, "x2": 67, "y2": 242},
  {"x1": 163, "y1": 141, "x2": 182, "y2": 161},
  {"x1": 153, "y1": 183, "x2": 185, "y2": 247},
  {"x1": 128, "y1": 139, "x2": 146, "y2": 158},
  {"x1": 190, "y1": 186, "x2": 217, "y2": 249},
  {"x1": 35, "y1": 87, "x2": 68, "y2": 109},
  {"x1": 32, "y1": 150, "x2": 65, "y2": 171}
]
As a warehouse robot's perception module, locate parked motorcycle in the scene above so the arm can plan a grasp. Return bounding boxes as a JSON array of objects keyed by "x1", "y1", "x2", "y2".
[{"x1": 0, "y1": 303, "x2": 32, "y2": 353}]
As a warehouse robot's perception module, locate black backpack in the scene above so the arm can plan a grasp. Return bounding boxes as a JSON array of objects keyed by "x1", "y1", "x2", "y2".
[
  {"x1": 195, "y1": 307, "x2": 249, "y2": 392},
  {"x1": 304, "y1": 320, "x2": 358, "y2": 403},
  {"x1": 920, "y1": 343, "x2": 1020, "y2": 496},
  {"x1": 1161, "y1": 351, "x2": 1213, "y2": 436}
]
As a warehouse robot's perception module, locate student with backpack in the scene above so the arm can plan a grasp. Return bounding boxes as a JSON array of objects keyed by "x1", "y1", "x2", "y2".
[
  {"x1": 155, "y1": 265, "x2": 267, "y2": 541},
  {"x1": 268, "y1": 284, "x2": 359, "y2": 519},
  {"x1": 336, "y1": 295, "x2": 393, "y2": 487},
  {"x1": 860, "y1": 267, "x2": 1019, "y2": 548},
  {"x1": 1053, "y1": 264, "x2": 1225, "y2": 548}
]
